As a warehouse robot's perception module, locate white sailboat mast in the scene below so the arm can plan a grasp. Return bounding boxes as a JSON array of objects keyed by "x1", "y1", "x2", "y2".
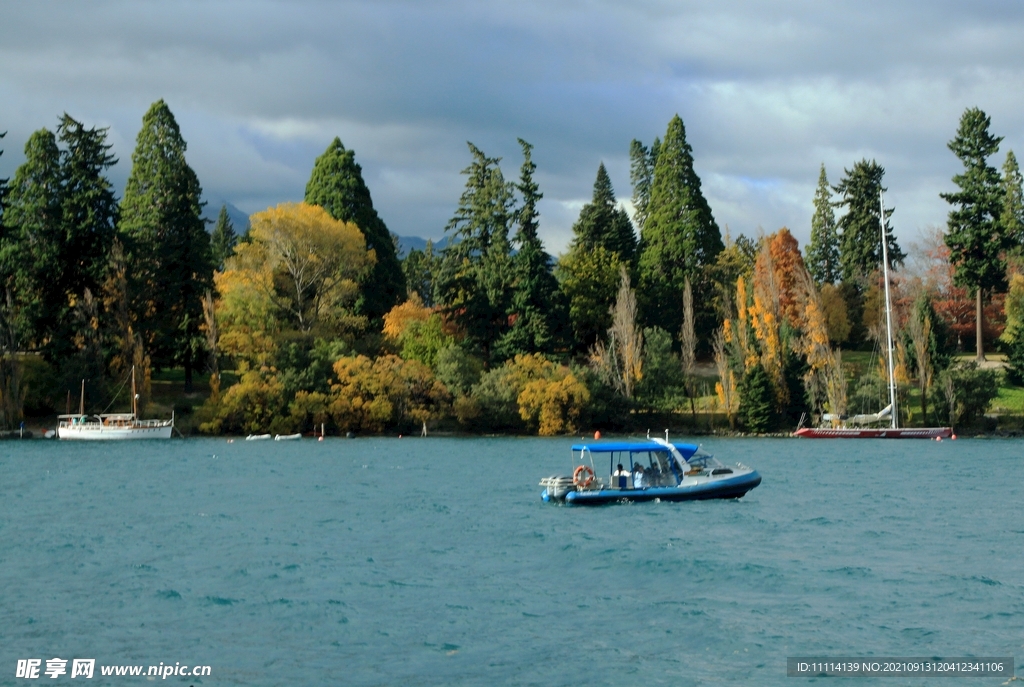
[{"x1": 880, "y1": 193, "x2": 898, "y2": 429}]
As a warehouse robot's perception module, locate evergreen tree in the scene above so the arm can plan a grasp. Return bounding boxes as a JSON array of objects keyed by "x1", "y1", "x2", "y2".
[
  {"x1": 941, "y1": 107, "x2": 1009, "y2": 361},
  {"x1": 119, "y1": 100, "x2": 212, "y2": 389},
  {"x1": 834, "y1": 159, "x2": 903, "y2": 283},
  {"x1": 629, "y1": 137, "x2": 659, "y2": 234},
  {"x1": 1001, "y1": 150, "x2": 1024, "y2": 249},
  {"x1": 210, "y1": 204, "x2": 237, "y2": 270},
  {"x1": 2, "y1": 129, "x2": 63, "y2": 348},
  {"x1": 305, "y1": 138, "x2": 406, "y2": 322},
  {"x1": 402, "y1": 240, "x2": 439, "y2": 307},
  {"x1": 434, "y1": 143, "x2": 515, "y2": 362},
  {"x1": 496, "y1": 140, "x2": 567, "y2": 357},
  {"x1": 805, "y1": 164, "x2": 840, "y2": 284},
  {"x1": 570, "y1": 163, "x2": 636, "y2": 262},
  {"x1": 636, "y1": 115, "x2": 722, "y2": 342},
  {"x1": 739, "y1": 362, "x2": 775, "y2": 433},
  {"x1": 57, "y1": 114, "x2": 118, "y2": 311},
  {"x1": 558, "y1": 244, "x2": 622, "y2": 353},
  {"x1": 0, "y1": 130, "x2": 6, "y2": 226}
]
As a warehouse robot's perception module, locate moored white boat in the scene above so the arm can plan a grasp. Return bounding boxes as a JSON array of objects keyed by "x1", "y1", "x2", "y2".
[
  {"x1": 540, "y1": 436, "x2": 760, "y2": 506},
  {"x1": 246, "y1": 434, "x2": 272, "y2": 441},
  {"x1": 57, "y1": 368, "x2": 173, "y2": 440},
  {"x1": 274, "y1": 433, "x2": 302, "y2": 441},
  {"x1": 795, "y1": 193, "x2": 951, "y2": 440}
]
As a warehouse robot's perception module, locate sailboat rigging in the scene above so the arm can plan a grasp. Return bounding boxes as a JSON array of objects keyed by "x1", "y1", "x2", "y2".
[
  {"x1": 795, "y1": 192, "x2": 952, "y2": 439},
  {"x1": 56, "y1": 366, "x2": 174, "y2": 440}
]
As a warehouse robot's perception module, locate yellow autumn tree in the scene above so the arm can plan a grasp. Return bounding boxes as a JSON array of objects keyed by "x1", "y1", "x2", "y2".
[
  {"x1": 327, "y1": 354, "x2": 450, "y2": 433},
  {"x1": 237, "y1": 202, "x2": 374, "y2": 334},
  {"x1": 382, "y1": 292, "x2": 432, "y2": 340},
  {"x1": 518, "y1": 364, "x2": 591, "y2": 436}
]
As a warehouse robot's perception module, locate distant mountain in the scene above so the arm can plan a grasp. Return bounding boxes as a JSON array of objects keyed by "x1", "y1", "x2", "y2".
[
  {"x1": 202, "y1": 198, "x2": 251, "y2": 235},
  {"x1": 394, "y1": 234, "x2": 451, "y2": 258}
]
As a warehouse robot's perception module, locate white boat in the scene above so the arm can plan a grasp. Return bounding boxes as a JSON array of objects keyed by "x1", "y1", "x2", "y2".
[
  {"x1": 246, "y1": 434, "x2": 272, "y2": 441},
  {"x1": 796, "y1": 193, "x2": 951, "y2": 439},
  {"x1": 274, "y1": 433, "x2": 302, "y2": 441},
  {"x1": 540, "y1": 435, "x2": 761, "y2": 505},
  {"x1": 57, "y1": 368, "x2": 173, "y2": 440}
]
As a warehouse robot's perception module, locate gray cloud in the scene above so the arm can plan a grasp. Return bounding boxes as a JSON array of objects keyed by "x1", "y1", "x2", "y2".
[{"x1": 2, "y1": 0, "x2": 1024, "y2": 254}]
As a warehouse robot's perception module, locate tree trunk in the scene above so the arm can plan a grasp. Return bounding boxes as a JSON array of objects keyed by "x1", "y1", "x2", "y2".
[
  {"x1": 184, "y1": 350, "x2": 194, "y2": 394},
  {"x1": 976, "y1": 288, "x2": 986, "y2": 362}
]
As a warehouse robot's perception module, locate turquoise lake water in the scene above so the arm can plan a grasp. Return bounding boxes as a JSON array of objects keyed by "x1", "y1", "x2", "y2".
[{"x1": 0, "y1": 436, "x2": 1021, "y2": 685}]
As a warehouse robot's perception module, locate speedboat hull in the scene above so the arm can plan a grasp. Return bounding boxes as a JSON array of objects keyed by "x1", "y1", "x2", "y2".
[{"x1": 545, "y1": 470, "x2": 762, "y2": 506}]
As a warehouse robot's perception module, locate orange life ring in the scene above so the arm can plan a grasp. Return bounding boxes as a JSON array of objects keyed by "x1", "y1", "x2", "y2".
[{"x1": 573, "y1": 464, "x2": 595, "y2": 488}]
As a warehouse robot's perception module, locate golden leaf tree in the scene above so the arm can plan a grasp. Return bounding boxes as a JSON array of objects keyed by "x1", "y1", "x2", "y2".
[{"x1": 236, "y1": 202, "x2": 374, "y2": 334}]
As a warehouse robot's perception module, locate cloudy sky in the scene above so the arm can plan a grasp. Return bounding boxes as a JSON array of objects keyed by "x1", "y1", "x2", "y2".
[{"x1": 2, "y1": 1, "x2": 1023, "y2": 255}]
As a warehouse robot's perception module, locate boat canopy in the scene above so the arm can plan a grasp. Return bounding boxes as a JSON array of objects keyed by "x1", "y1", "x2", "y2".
[{"x1": 571, "y1": 441, "x2": 699, "y2": 460}]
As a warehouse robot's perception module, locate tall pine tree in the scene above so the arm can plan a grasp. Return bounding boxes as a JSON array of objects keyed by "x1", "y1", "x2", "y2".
[
  {"x1": 210, "y1": 204, "x2": 237, "y2": 270},
  {"x1": 2, "y1": 129, "x2": 63, "y2": 349},
  {"x1": 805, "y1": 164, "x2": 840, "y2": 284},
  {"x1": 636, "y1": 115, "x2": 722, "y2": 342},
  {"x1": 941, "y1": 107, "x2": 1009, "y2": 361},
  {"x1": 570, "y1": 163, "x2": 636, "y2": 262},
  {"x1": 119, "y1": 100, "x2": 212, "y2": 389},
  {"x1": 58, "y1": 114, "x2": 118, "y2": 309},
  {"x1": 495, "y1": 139, "x2": 566, "y2": 357},
  {"x1": 305, "y1": 138, "x2": 406, "y2": 323},
  {"x1": 433, "y1": 143, "x2": 515, "y2": 362},
  {"x1": 834, "y1": 159, "x2": 903, "y2": 283},
  {"x1": 629, "y1": 137, "x2": 660, "y2": 234},
  {"x1": 1001, "y1": 150, "x2": 1024, "y2": 249}
]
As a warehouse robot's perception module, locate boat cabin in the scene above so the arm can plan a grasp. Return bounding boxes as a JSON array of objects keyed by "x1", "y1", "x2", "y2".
[{"x1": 570, "y1": 440, "x2": 701, "y2": 490}]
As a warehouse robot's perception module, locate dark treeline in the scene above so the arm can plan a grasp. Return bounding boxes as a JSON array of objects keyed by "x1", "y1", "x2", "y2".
[{"x1": 0, "y1": 103, "x2": 1021, "y2": 434}]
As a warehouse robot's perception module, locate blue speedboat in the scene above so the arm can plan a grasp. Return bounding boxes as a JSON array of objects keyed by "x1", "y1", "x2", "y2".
[{"x1": 539, "y1": 437, "x2": 760, "y2": 505}]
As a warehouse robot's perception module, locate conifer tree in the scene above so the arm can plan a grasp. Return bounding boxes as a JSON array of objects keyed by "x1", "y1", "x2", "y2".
[
  {"x1": 629, "y1": 138, "x2": 659, "y2": 234},
  {"x1": 941, "y1": 107, "x2": 1009, "y2": 361},
  {"x1": 636, "y1": 115, "x2": 722, "y2": 341},
  {"x1": 434, "y1": 143, "x2": 515, "y2": 362},
  {"x1": 305, "y1": 138, "x2": 406, "y2": 322},
  {"x1": 210, "y1": 204, "x2": 237, "y2": 270},
  {"x1": 1001, "y1": 150, "x2": 1024, "y2": 249},
  {"x1": 496, "y1": 140, "x2": 567, "y2": 357},
  {"x1": 805, "y1": 164, "x2": 840, "y2": 284},
  {"x1": 119, "y1": 100, "x2": 212, "y2": 389},
  {"x1": 3, "y1": 118, "x2": 118, "y2": 375},
  {"x1": 402, "y1": 240, "x2": 438, "y2": 307},
  {"x1": 570, "y1": 162, "x2": 636, "y2": 262},
  {"x1": 739, "y1": 362, "x2": 775, "y2": 433},
  {"x1": 2, "y1": 129, "x2": 63, "y2": 347},
  {"x1": 834, "y1": 159, "x2": 903, "y2": 283},
  {"x1": 57, "y1": 114, "x2": 118, "y2": 308}
]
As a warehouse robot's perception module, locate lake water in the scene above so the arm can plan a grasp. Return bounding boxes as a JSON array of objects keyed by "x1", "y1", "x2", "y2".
[{"x1": 1, "y1": 436, "x2": 1021, "y2": 686}]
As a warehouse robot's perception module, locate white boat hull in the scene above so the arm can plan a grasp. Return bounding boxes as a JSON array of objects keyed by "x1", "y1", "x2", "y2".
[{"x1": 57, "y1": 423, "x2": 173, "y2": 440}]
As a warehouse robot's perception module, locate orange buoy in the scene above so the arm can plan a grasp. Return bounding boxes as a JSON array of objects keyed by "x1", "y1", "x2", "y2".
[
  {"x1": 951, "y1": 434, "x2": 957, "y2": 440},
  {"x1": 594, "y1": 430, "x2": 602, "y2": 440}
]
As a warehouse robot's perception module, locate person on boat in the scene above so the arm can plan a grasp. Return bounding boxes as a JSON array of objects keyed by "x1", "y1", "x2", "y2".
[
  {"x1": 612, "y1": 463, "x2": 630, "y2": 489},
  {"x1": 632, "y1": 462, "x2": 645, "y2": 488}
]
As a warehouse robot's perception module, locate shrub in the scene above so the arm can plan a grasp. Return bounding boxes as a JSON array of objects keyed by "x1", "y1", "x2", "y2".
[
  {"x1": 199, "y1": 369, "x2": 287, "y2": 435},
  {"x1": 328, "y1": 354, "x2": 450, "y2": 433},
  {"x1": 929, "y1": 362, "x2": 999, "y2": 428}
]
